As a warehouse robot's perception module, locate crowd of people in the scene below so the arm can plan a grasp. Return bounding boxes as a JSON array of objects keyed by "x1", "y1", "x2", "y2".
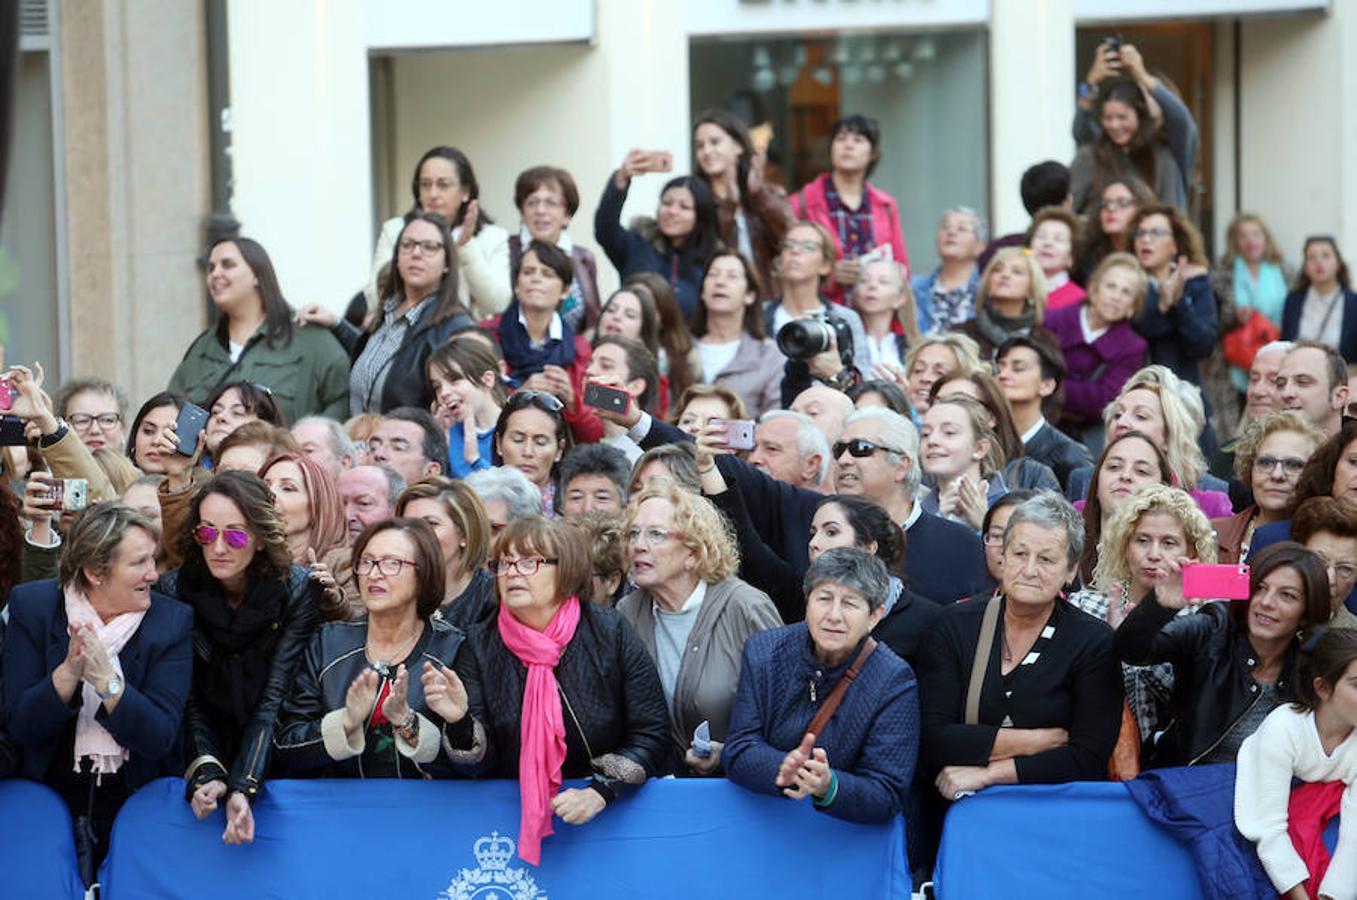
[{"x1": 1, "y1": 39, "x2": 1355, "y2": 896}]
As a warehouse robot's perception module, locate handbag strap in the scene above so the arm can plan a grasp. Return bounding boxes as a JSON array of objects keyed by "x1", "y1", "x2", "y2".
[
  {"x1": 804, "y1": 637, "x2": 878, "y2": 740},
  {"x1": 965, "y1": 596, "x2": 1002, "y2": 725}
]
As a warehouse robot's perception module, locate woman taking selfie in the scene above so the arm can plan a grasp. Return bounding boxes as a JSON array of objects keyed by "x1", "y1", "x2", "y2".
[
  {"x1": 159, "y1": 471, "x2": 321, "y2": 845},
  {"x1": 1116, "y1": 541, "x2": 1331, "y2": 765},
  {"x1": 595, "y1": 152, "x2": 719, "y2": 322}
]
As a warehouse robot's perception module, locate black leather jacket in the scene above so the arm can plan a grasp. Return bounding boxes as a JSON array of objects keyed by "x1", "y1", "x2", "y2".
[
  {"x1": 159, "y1": 563, "x2": 320, "y2": 800},
  {"x1": 333, "y1": 303, "x2": 473, "y2": 414},
  {"x1": 461, "y1": 602, "x2": 671, "y2": 801},
  {"x1": 272, "y1": 616, "x2": 482, "y2": 779},
  {"x1": 1115, "y1": 592, "x2": 1297, "y2": 766}
]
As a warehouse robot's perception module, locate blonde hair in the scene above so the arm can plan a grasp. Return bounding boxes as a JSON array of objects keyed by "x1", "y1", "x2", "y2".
[
  {"x1": 904, "y1": 332, "x2": 985, "y2": 380},
  {"x1": 974, "y1": 246, "x2": 1050, "y2": 323},
  {"x1": 395, "y1": 475, "x2": 492, "y2": 576},
  {"x1": 1092, "y1": 484, "x2": 1217, "y2": 591},
  {"x1": 92, "y1": 446, "x2": 140, "y2": 495},
  {"x1": 861, "y1": 258, "x2": 923, "y2": 347},
  {"x1": 1232, "y1": 411, "x2": 1326, "y2": 484},
  {"x1": 625, "y1": 484, "x2": 738, "y2": 583},
  {"x1": 1221, "y1": 212, "x2": 1285, "y2": 269},
  {"x1": 1104, "y1": 366, "x2": 1208, "y2": 489},
  {"x1": 1087, "y1": 251, "x2": 1150, "y2": 320},
  {"x1": 927, "y1": 396, "x2": 1006, "y2": 477}
]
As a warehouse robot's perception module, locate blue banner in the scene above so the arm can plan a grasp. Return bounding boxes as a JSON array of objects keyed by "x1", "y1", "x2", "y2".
[
  {"x1": 934, "y1": 782, "x2": 1204, "y2": 900},
  {"x1": 100, "y1": 778, "x2": 910, "y2": 899},
  {"x1": 0, "y1": 779, "x2": 86, "y2": 900}
]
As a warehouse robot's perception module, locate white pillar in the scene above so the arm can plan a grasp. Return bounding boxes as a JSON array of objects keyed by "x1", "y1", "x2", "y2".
[
  {"x1": 988, "y1": 0, "x2": 1076, "y2": 236},
  {"x1": 227, "y1": 0, "x2": 373, "y2": 311}
]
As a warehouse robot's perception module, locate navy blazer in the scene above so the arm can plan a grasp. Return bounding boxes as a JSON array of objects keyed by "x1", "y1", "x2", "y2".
[
  {"x1": 2, "y1": 580, "x2": 193, "y2": 790},
  {"x1": 640, "y1": 415, "x2": 988, "y2": 603},
  {"x1": 1280, "y1": 288, "x2": 1357, "y2": 363}
]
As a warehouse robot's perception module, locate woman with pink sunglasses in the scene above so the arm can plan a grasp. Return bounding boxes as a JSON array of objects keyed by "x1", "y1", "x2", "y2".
[{"x1": 155, "y1": 470, "x2": 321, "y2": 847}]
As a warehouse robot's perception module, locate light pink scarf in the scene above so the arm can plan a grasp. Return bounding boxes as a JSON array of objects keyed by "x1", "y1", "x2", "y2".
[
  {"x1": 64, "y1": 586, "x2": 147, "y2": 777},
  {"x1": 497, "y1": 595, "x2": 581, "y2": 866}
]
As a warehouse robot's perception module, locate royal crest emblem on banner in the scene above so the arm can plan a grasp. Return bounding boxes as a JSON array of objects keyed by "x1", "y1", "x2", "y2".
[{"x1": 439, "y1": 831, "x2": 547, "y2": 900}]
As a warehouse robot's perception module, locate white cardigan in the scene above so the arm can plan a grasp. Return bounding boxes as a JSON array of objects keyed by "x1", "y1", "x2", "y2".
[{"x1": 1235, "y1": 705, "x2": 1357, "y2": 900}]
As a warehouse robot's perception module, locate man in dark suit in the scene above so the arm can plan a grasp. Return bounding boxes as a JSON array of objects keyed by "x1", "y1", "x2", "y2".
[
  {"x1": 621, "y1": 402, "x2": 988, "y2": 604},
  {"x1": 996, "y1": 334, "x2": 1091, "y2": 492}
]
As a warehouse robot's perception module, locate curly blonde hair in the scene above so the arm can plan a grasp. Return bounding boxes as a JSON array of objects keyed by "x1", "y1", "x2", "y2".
[
  {"x1": 1092, "y1": 484, "x2": 1217, "y2": 591},
  {"x1": 1231, "y1": 411, "x2": 1326, "y2": 484},
  {"x1": 1103, "y1": 365, "x2": 1208, "y2": 489},
  {"x1": 625, "y1": 484, "x2": 738, "y2": 584}
]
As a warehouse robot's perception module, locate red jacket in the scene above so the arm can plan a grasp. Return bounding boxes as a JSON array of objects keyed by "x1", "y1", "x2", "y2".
[
  {"x1": 790, "y1": 173, "x2": 909, "y2": 304},
  {"x1": 482, "y1": 315, "x2": 603, "y2": 445}
]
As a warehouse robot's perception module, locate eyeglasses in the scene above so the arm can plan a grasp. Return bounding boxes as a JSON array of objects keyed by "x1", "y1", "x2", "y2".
[
  {"x1": 1098, "y1": 197, "x2": 1136, "y2": 211},
  {"x1": 355, "y1": 556, "x2": 419, "y2": 577},
  {"x1": 780, "y1": 238, "x2": 823, "y2": 254},
  {"x1": 1131, "y1": 227, "x2": 1172, "y2": 242},
  {"x1": 193, "y1": 524, "x2": 251, "y2": 549},
  {"x1": 627, "y1": 527, "x2": 678, "y2": 548},
  {"x1": 1252, "y1": 455, "x2": 1307, "y2": 478},
  {"x1": 489, "y1": 556, "x2": 558, "y2": 577},
  {"x1": 418, "y1": 178, "x2": 459, "y2": 193},
  {"x1": 832, "y1": 438, "x2": 903, "y2": 459},
  {"x1": 523, "y1": 196, "x2": 565, "y2": 211},
  {"x1": 399, "y1": 238, "x2": 445, "y2": 256},
  {"x1": 69, "y1": 413, "x2": 122, "y2": 431},
  {"x1": 1314, "y1": 553, "x2": 1357, "y2": 584},
  {"x1": 506, "y1": 390, "x2": 564, "y2": 413},
  {"x1": 982, "y1": 531, "x2": 1005, "y2": 547}
]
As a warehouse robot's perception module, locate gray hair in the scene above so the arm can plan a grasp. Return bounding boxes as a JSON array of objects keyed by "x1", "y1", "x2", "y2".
[
  {"x1": 941, "y1": 205, "x2": 989, "y2": 245},
  {"x1": 843, "y1": 407, "x2": 922, "y2": 496},
  {"x1": 465, "y1": 465, "x2": 542, "y2": 519},
  {"x1": 59, "y1": 501, "x2": 158, "y2": 590},
  {"x1": 1255, "y1": 340, "x2": 1294, "y2": 359},
  {"x1": 53, "y1": 377, "x2": 128, "y2": 419},
  {"x1": 803, "y1": 547, "x2": 891, "y2": 612},
  {"x1": 760, "y1": 409, "x2": 831, "y2": 487},
  {"x1": 373, "y1": 465, "x2": 406, "y2": 511},
  {"x1": 293, "y1": 415, "x2": 357, "y2": 463},
  {"x1": 1003, "y1": 491, "x2": 1084, "y2": 569}
]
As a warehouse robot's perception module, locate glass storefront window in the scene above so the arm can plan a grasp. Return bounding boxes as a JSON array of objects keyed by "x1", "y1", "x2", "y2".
[{"x1": 690, "y1": 30, "x2": 990, "y2": 277}]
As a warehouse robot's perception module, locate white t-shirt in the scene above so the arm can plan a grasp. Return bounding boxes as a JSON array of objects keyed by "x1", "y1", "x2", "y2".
[
  {"x1": 228, "y1": 340, "x2": 245, "y2": 364},
  {"x1": 698, "y1": 339, "x2": 741, "y2": 383}
]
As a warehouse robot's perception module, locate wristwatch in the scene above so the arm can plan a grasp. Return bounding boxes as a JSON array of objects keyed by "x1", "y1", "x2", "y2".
[{"x1": 97, "y1": 677, "x2": 123, "y2": 700}]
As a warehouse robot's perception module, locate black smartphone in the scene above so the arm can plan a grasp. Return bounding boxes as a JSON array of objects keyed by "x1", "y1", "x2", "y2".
[
  {"x1": 174, "y1": 402, "x2": 209, "y2": 456},
  {"x1": 0, "y1": 415, "x2": 25, "y2": 446},
  {"x1": 582, "y1": 382, "x2": 631, "y2": 416},
  {"x1": 1103, "y1": 34, "x2": 1122, "y2": 53}
]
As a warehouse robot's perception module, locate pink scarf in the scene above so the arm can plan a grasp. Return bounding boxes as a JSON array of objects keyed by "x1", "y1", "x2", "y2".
[
  {"x1": 63, "y1": 586, "x2": 147, "y2": 778},
  {"x1": 497, "y1": 595, "x2": 581, "y2": 866}
]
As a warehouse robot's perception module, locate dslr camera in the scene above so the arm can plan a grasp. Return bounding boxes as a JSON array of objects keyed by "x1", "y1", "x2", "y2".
[{"x1": 776, "y1": 312, "x2": 855, "y2": 368}]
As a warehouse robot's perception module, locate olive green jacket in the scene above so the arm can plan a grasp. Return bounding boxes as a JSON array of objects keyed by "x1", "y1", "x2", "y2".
[{"x1": 168, "y1": 324, "x2": 350, "y2": 423}]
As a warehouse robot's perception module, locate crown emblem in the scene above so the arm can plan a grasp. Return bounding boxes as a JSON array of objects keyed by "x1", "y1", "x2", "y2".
[{"x1": 473, "y1": 832, "x2": 515, "y2": 872}]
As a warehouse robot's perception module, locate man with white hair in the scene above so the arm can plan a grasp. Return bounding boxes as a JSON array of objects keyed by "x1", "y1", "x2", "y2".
[
  {"x1": 832, "y1": 407, "x2": 987, "y2": 603},
  {"x1": 620, "y1": 403, "x2": 986, "y2": 603},
  {"x1": 292, "y1": 415, "x2": 356, "y2": 481},
  {"x1": 1209, "y1": 340, "x2": 1292, "y2": 482},
  {"x1": 746, "y1": 410, "x2": 831, "y2": 491},
  {"x1": 788, "y1": 384, "x2": 855, "y2": 447}
]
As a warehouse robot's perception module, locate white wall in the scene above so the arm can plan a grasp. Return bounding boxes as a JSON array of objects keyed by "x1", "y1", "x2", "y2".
[
  {"x1": 1236, "y1": 4, "x2": 1356, "y2": 264},
  {"x1": 227, "y1": 0, "x2": 373, "y2": 310},
  {"x1": 364, "y1": 0, "x2": 593, "y2": 51},
  {"x1": 987, "y1": 0, "x2": 1076, "y2": 236}
]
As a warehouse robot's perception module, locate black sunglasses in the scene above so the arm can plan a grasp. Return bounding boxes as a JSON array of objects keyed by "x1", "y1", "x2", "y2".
[
  {"x1": 506, "y1": 389, "x2": 564, "y2": 413},
  {"x1": 832, "y1": 438, "x2": 902, "y2": 459}
]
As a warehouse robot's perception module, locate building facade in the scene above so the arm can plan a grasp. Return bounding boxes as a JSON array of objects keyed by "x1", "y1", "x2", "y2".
[{"x1": 3, "y1": 0, "x2": 1354, "y2": 402}]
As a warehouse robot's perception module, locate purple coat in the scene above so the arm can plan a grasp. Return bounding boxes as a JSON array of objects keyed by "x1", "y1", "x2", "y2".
[{"x1": 1046, "y1": 303, "x2": 1148, "y2": 427}]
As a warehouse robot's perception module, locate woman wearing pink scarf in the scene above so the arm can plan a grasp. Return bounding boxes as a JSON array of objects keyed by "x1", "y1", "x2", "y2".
[
  {"x1": 455, "y1": 516, "x2": 669, "y2": 865},
  {"x1": 3, "y1": 502, "x2": 192, "y2": 887}
]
